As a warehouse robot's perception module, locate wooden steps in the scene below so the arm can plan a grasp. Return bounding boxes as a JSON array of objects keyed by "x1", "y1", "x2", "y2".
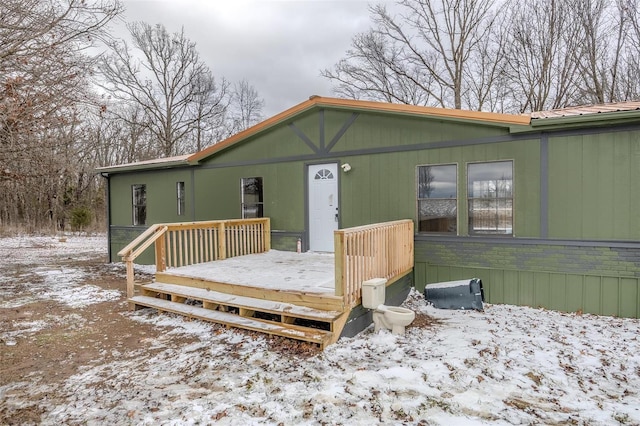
[{"x1": 131, "y1": 282, "x2": 345, "y2": 348}]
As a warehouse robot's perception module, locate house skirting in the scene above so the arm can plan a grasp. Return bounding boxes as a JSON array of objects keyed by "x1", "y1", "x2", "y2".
[
  {"x1": 414, "y1": 237, "x2": 640, "y2": 318},
  {"x1": 110, "y1": 226, "x2": 151, "y2": 263},
  {"x1": 109, "y1": 226, "x2": 640, "y2": 319}
]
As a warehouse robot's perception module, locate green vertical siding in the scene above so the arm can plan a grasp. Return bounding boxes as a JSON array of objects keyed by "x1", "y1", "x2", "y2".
[
  {"x1": 193, "y1": 167, "x2": 242, "y2": 220},
  {"x1": 327, "y1": 110, "x2": 508, "y2": 152},
  {"x1": 188, "y1": 110, "x2": 542, "y2": 239},
  {"x1": 416, "y1": 262, "x2": 640, "y2": 318},
  {"x1": 548, "y1": 131, "x2": 640, "y2": 240},
  {"x1": 620, "y1": 278, "x2": 639, "y2": 317},
  {"x1": 210, "y1": 121, "x2": 319, "y2": 163},
  {"x1": 194, "y1": 163, "x2": 306, "y2": 231},
  {"x1": 105, "y1": 107, "x2": 640, "y2": 318},
  {"x1": 109, "y1": 169, "x2": 193, "y2": 226},
  {"x1": 337, "y1": 139, "x2": 540, "y2": 236},
  {"x1": 416, "y1": 237, "x2": 640, "y2": 318}
]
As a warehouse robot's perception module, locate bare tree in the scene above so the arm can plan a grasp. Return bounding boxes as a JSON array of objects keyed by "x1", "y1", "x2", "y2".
[
  {"x1": 570, "y1": 0, "x2": 628, "y2": 104},
  {"x1": 188, "y1": 73, "x2": 230, "y2": 152},
  {"x1": 501, "y1": 0, "x2": 583, "y2": 111},
  {"x1": 99, "y1": 22, "x2": 229, "y2": 157},
  {"x1": 0, "y1": 0, "x2": 121, "y2": 72},
  {"x1": 86, "y1": 102, "x2": 158, "y2": 166},
  {"x1": 0, "y1": 0, "x2": 121, "y2": 230},
  {"x1": 1, "y1": 0, "x2": 121, "y2": 171},
  {"x1": 619, "y1": 0, "x2": 640, "y2": 99},
  {"x1": 322, "y1": 0, "x2": 503, "y2": 109},
  {"x1": 324, "y1": 0, "x2": 640, "y2": 113},
  {"x1": 462, "y1": 6, "x2": 512, "y2": 112},
  {"x1": 322, "y1": 29, "x2": 436, "y2": 105},
  {"x1": 229, "y1": 79, "x2": 265, "y2": 133}
]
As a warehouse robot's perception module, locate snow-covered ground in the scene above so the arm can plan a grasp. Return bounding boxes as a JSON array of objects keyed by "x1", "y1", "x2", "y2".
[
  {"x1": 1, "y1": 235, "x2": 640, "y2": 425},
  {"x1": 0, "y1": 235, "x2": 119, "y2": 311}
]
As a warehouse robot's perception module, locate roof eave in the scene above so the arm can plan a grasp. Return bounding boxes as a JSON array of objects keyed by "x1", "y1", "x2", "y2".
[
  {"x1": 187, "y1": 98, "x2": 319, "y2": 164},
  {"x1": 96, "y1": 159, "x2": 190, "y2": 175},
  {"x1": 529, "y1": 110, "x2": 640, "y2": 129},
  {"x1": 313, "y1": 97, "x2": 531, "y2": 126},
  {"x1": 188, "y1": 96, "x2": 531, "y2": 164}
]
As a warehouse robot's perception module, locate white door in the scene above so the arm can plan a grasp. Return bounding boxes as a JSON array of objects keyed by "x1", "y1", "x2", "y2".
[{"x1": 308, "y1": 163, "x2": 339, "y2": 252}]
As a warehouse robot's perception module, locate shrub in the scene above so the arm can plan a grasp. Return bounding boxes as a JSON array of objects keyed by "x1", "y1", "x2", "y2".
[{"x1": 70, "y1": 207, "x2": 92, "y2": 231}]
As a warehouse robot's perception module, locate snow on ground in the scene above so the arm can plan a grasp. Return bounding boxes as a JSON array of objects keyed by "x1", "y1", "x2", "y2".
[
  {"x1": 2, "y1": 235, "x2": 640, "y2": 425},
  {"x1": 0, "y1": 234, "x2": 107, "y2": 264},
  {"x1": 0, "y1": 234, "x2": 119, "y2": 310},
  {"x1": 37, "y1": 298, "x2": 640, "y2": 426}
]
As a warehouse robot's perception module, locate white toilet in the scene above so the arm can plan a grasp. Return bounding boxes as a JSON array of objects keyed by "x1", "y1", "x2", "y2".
[{"x1": 361, "y1": 278, "x2": 415, "y2": 335}]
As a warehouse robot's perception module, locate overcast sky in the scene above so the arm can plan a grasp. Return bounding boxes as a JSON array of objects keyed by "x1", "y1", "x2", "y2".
[{"x1": 118, "y1": 0, "x2": 385, "y2": 118}]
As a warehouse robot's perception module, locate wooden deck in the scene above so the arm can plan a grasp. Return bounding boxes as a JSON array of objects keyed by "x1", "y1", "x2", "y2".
[
  {"x1": 119, "y1": 218, "x2": 414, "y2": 349},
  {"x1": 130, "y1": 249, "x2": 349, "y2": 348}
]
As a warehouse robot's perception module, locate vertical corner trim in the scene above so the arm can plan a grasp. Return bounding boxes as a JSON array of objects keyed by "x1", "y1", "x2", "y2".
[
  {"x1": 540, "y1": 134, "x2": 549, "y2": 239},
  {"x1": 190, "y1": 168, "x2": 196, "y2": 221}
]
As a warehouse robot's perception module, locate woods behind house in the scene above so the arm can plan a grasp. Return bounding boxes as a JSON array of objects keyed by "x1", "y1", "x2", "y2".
[{"x1": 2, "y1": 0, "x2": 639, "y2": 231}]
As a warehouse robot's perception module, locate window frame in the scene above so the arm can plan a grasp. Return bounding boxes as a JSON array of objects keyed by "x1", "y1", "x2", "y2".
[
  {"x1": 131, "y1": 184, "x2": 146, "y2": 226},
  {"x1": 241, "y1": 177, "x2": 264, "y2": 219},
  {"x1": 466, "y1": 160, "x2": 514, "y2": 236},
  {"x1": 176, "y1": 181, "x2": 185, "y2": 216},
  {"x1": 416, "y1": 163, "x2": 458, "y2": 234}
]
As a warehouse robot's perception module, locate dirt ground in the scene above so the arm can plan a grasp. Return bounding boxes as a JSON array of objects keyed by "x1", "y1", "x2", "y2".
[
  {"x1": 0, "y1": 259, "x2": 186, "y2": 424},
  {"x1": 0, "y1": 245, "x2": 437, "y2": 425}
]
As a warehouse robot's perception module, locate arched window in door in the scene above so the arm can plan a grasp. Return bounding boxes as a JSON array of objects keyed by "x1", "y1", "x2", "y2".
[{"x1": 314, "y1": 169, "x2": 334, "y2": 180}]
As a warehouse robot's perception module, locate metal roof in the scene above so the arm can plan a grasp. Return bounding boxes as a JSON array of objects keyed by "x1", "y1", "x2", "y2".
[
  {"x1": 531, "y1": 101, "x2": 640, "y2": 119},
  {"x1": 96, "y1": 154, "x2": 191, "y2": 174}
]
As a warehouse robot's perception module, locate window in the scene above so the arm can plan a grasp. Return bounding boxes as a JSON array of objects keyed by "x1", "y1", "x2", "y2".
[
  {"x1": 241, "y1": 177, "x2": 263, "y2": 218},
  {"x1": 176, "y1": 181, "x2": 185, "y2": 216},
  {"x1": 467, "y1": 161, "x2": 513, "y2": 235},
  {"x1": 132, "y1": 184, "x2": 146, "y2": 226},
  {"x1": 314, "y1": 169, "x2": 334, "y2": 180},
  {"x1": 417, "y1": 164, "x2": 457, "y2": 233}
]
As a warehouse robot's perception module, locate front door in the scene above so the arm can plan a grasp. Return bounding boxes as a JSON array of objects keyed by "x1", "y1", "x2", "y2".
[{"x1": 308, "y1": 163, "x2": 339, "y2": 252}]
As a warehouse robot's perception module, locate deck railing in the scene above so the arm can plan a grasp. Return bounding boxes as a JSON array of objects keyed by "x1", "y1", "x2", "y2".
[
  {"x1": 117, "y1": 218, "x2": 271, "y2": 298},
  {"x1": 334, "y1": 219, "x2": 414, "y2": 308}
]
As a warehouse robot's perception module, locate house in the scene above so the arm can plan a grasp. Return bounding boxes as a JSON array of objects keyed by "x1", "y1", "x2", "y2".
[{"x1": 98, "y1": 97, "x2": 640, "y2": 323}]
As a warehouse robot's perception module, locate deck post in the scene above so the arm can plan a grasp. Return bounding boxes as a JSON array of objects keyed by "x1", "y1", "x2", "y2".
[
  {"x1": 218, "y1": 222, "x2": 227, "y2": 260},
  {"x1": 125, "y1": 257, "x2": 135, "y2": 300},
  {"x1": 155, "y1": 235, "x2": 166, "y2": 273},
  {"x1": 334, "y1": 231, "x2": 345, "y2": 298},
  {"x1": 264, "y1": 218, "x2": 271, "y2": 251}
]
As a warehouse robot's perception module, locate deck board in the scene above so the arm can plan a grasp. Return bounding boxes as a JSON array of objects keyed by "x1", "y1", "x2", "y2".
[
  {"x1": 142, "y1": 282, "x2": 343, "y2": 321},
  {"x1": 163, "y1": 250, "x2": 335, "y2": 295},
  {"x1": 130, "y1": 296, "x2": 332, "y2": 345}
]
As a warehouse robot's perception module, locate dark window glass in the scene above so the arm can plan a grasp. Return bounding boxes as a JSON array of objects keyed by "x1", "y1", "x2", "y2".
[
  {"x1": 132, "y1": 184, "x2": 146, "y2": 226},
  {"x1": 417, "y1": 164, "x2": 457, "y2": 233},
  {"x1": 177, "y1": 182, "x2": 185, "y2": 216},
  {"x1": 467, "y1": 161, "x2": 513, "y2": 235},
  {"x1": 241, "y1": 177, "x2": 263, "y2": 218}
]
